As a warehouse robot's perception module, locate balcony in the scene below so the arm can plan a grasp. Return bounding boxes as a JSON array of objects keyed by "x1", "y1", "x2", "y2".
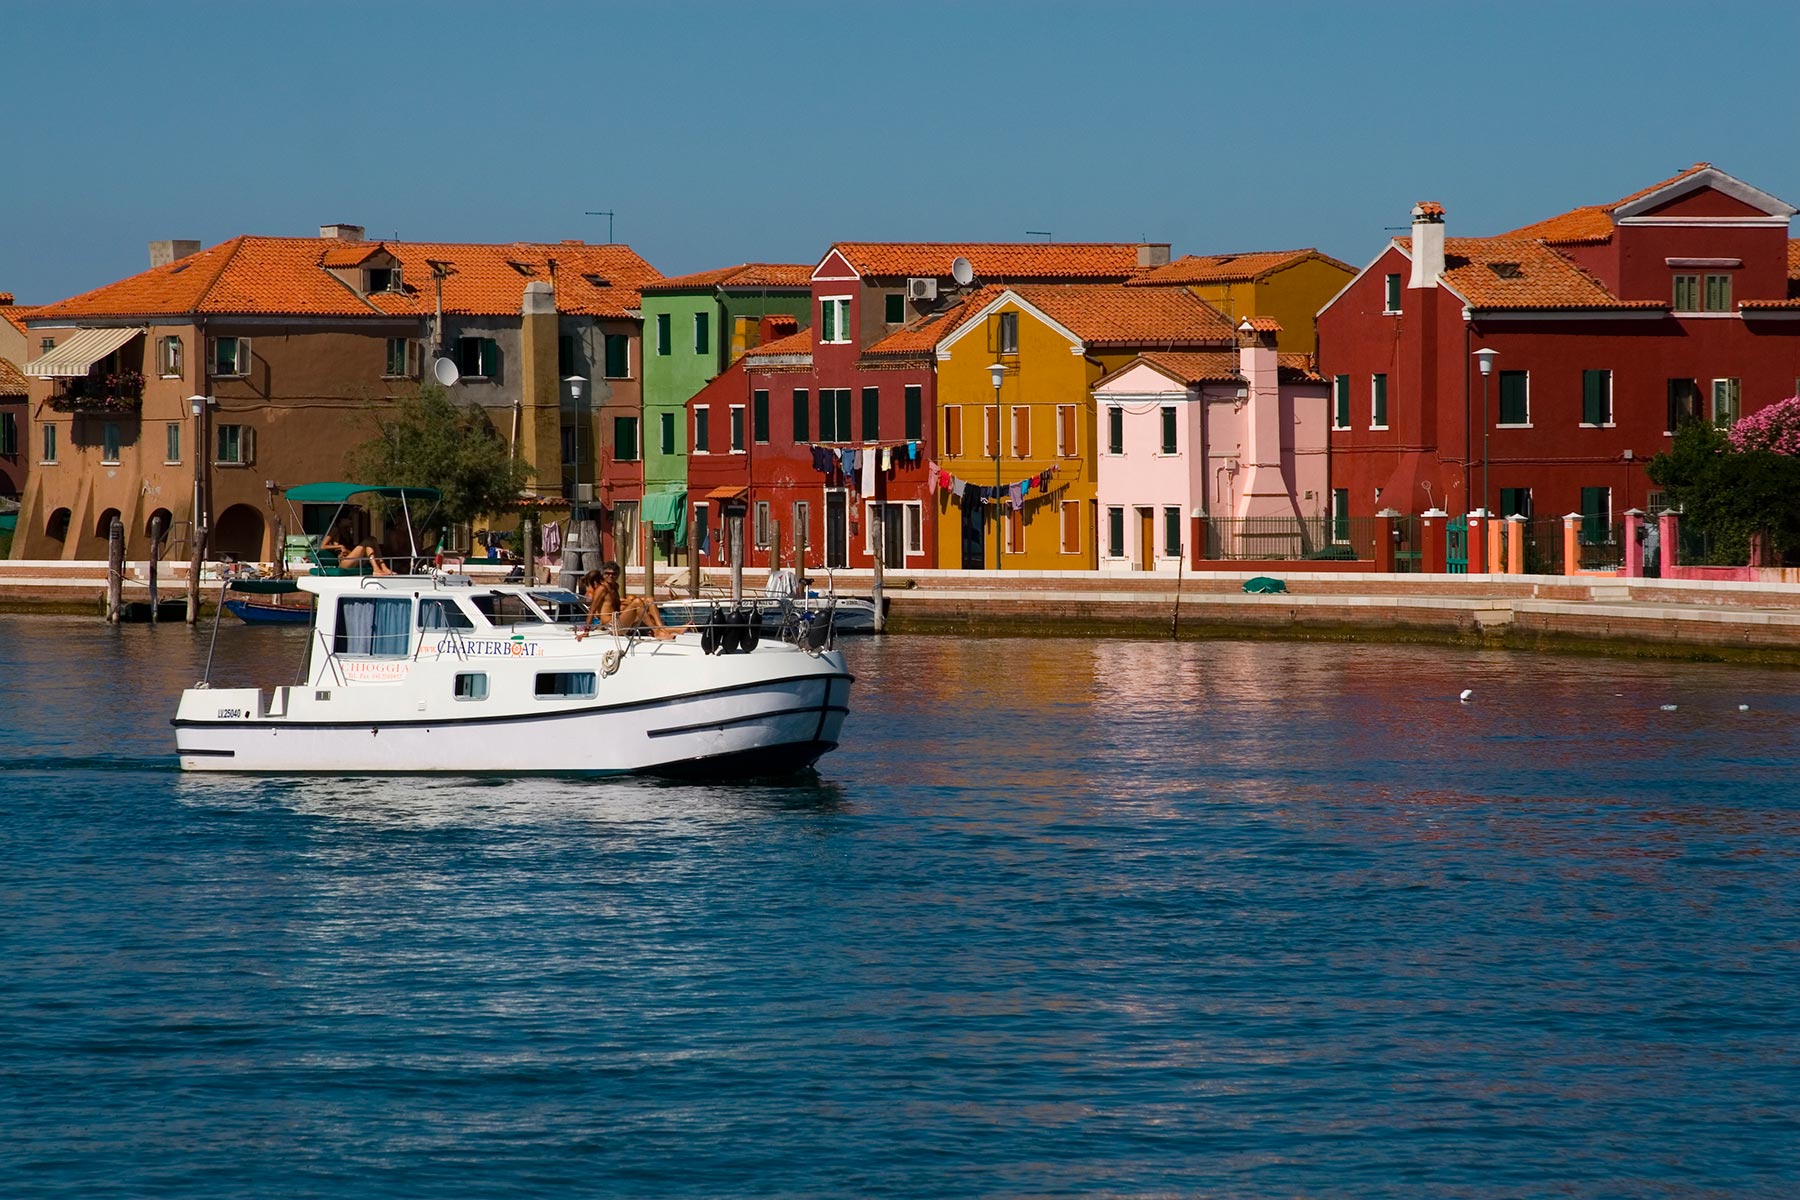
[{"x1": 48, "y1": 370, "x2": 145, "y2": 415}]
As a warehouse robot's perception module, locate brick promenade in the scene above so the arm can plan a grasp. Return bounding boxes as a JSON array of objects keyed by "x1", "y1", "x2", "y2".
[{"x1": 7, "y1": 560, "x2": 1800, "y2": 664}]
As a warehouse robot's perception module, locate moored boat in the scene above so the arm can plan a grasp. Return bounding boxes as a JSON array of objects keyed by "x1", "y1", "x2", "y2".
[{"x1": 172, "y1": 571, "x2": 853, "y2": 776}]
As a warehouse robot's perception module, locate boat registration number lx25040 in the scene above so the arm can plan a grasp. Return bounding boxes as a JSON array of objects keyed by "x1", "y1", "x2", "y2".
[{"x1": 216, "y1": 708, "x2": 243, "y2": 719}]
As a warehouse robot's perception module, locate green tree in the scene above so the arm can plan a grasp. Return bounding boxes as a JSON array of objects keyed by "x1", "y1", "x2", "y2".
[
  {"x1": 1647, "y1": 420, "x2": 1800, "y2": 563},
  {"x1": 349, "y1": 384, "x2": 533, "y2": 529}
]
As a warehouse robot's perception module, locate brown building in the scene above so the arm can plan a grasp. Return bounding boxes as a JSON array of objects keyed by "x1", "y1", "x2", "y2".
[{"x1": 13, "y1": 228, "x2": 659, "y2": 561}]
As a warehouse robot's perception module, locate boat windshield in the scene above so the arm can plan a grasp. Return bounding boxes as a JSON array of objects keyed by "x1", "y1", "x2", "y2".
[
  {"x1": 469, "y1": 592, "x2": 546, "y2": 627},
  {"x1": 528, "y1": 590, "x2": 589, "y2": 625}
]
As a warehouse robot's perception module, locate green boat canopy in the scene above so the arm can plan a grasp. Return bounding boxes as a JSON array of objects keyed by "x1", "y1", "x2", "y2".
[{"x1": 283, "y1": 482, "x2": 442, "y2": 505}]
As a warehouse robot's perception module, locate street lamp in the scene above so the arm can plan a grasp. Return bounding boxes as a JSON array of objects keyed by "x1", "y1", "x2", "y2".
[
  {"x1": 1473, "y1": 347, "x2": 1499, "y2": 516},
  {"x1": 988, "y1": 362, "x2": 1006, "y2": 571},
  {"x1": 565, "y1": 374, "x2": 590, "y2": 578},
  {"x1": 186, "y1": 394, "x2": 209, "y2": 623}
]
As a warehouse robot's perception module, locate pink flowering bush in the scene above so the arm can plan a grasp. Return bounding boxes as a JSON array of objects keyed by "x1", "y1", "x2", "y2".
[{"x1": 1727, "y1": 395, "x2": 1800, "y2": 455}]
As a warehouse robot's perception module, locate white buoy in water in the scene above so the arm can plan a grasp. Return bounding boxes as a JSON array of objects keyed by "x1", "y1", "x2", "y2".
[
  {"x1": 1660, "y1": 704, "x2": 1678, "y2": 712},
  {"x1": 1459, "y1": 689, "x2": 1473, "y2": 702},
  {"x1": 1739, "y1": 704, "x2": 1750, "y2": 712}
]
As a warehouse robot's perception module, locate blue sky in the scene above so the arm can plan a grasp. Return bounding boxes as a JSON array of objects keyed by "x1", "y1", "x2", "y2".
[{"x1": 4, "y1": 1, "x2": 1797, "y2": 304}]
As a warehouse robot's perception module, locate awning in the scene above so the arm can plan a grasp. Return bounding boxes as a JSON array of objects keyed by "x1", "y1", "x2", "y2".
[
  {"x1": 22, "y1": 327, "x2": 144, "y2": 378},
  {"x1": 641, "y1": 490, "x2": 687, "y2": 530},
  {"x1": 706, "y1": 485, "x2": 747, "y2": 502}
]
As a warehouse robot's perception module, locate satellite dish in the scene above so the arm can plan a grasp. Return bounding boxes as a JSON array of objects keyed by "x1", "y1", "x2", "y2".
[
  {"x1": 432, "y1": 357, "x2": 460, "y2": 387},
  {"x1": 951, "y1": 257, "x2": 974, "y2": 287}
]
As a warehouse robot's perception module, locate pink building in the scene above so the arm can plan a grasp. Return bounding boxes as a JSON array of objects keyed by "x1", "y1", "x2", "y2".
[{"x1": 1092, "y1": 320, "x2": 1328, "y2": 569}]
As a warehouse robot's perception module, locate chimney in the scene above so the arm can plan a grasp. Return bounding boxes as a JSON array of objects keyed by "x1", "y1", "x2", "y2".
[
  {"x1": 1409, "y1": 202, "x2": 1445, "y2": 288},
  {"x1": 0, "y1": 293, "x2": 12, "y2": 306},
  {"x1": 320, "y1": 223, "x2": 365, "y2": 242},
  {"x1": 149, "y1": 239, "x2": 202, "y2": 268},
  {"x1": 759, "y1": 314, "x2": 799, "y2": 344},
  {"x1": 1137, "y1": 243, "x2": 1171, "y2": 269}
]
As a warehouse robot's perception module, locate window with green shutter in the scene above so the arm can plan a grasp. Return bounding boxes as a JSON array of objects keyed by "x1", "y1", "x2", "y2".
[
  {"x1": 1499, "y1": 487, "x2": 1532, "y2": 518},
  {"x1": 1704, "y1": 274, "x2": 1732, "y2": 312},
  {"x1": 1713, "y1": 378, "x2": 1740, "y2": 428},
  {"x1": 604, "y1": 333, "x2": 629, "y2": 379},
  {"x1": 1371, "y1": 374, "x2": 1388, "y2": 427},
  {"x1": 818, "y1": 391, "x2": 836, "y2": 442},
  {"x1": 753, "y1": 390, "x2": 769, "y2": 443},
  {"x1": 792, "y1": 389, "x2": 809, "y2": 443},
  {"x1": 1331, "y1": 488, "x2": 1349, "y2": 542},
  {"x1": 1107, "y1": 405, "x2": 1123, "y2": 454},
  {"x1": 835, "y1": 389, "x2": 852, "y2": 442},
  {"x1": 862, "y1": 387, "x2": 880, "y2": 441},
  {"x1": 885, "y1": 293, "x2": 904, "y2": 323},
  {"x1": 660, "y1": 411, "x2": 675, "y2": 455},
  {"x1": 1107, "y1": 507, "x2": 1125, "y2": 558},
  {"x1": 655, "y1": 313, "x2": 671, "y2": 356},
  {"x1": 1582, "y1": 369, "x2": 1611, "y2": 425},
  {"x1": 613, "y1": 416, "x2": 638, "y2": 462},
  {"x1": 1334, "y1": 375, "x2": 1350, "y2": 428},
  {"x1": 559, "y1": 334, "x2": 577, "y2": 377},
  {"x1": 1160, "y1": 406, "x2": 1177, "y2": 454},
  {"x1": 694, "y1": 312, "x2": 709, "y2": 355},
  {"x1": 693, "y1": 407, "x2": 709, "y2": 452},
  {"x1": 1498, "y1": 370, "x2": 1528, "y2": 425},
  {"x1": 904, "y1": 385, "x2": 922, "y2": 440},
  {"x1": 1384, "y1": 273, "x2": 1401, "y2": 312},
  {"x1": 1163, "y1": 506, "x2": 1182, "y2": 558},
  {"x1": 1673, "y1": 275, "x2": 1699, "y2": 311},
  {"x1": 1580, "y1": 486, "x2": 1610, "y2": 544}
]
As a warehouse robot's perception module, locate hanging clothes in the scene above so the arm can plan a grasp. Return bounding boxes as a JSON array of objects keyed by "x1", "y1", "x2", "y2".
[
  {"x1": 1008, "y1": 483, "x2": 1024, "y2": 511},
  {"x1": 862, "y1": 449, "x2": 877, "y2": 498},
  {"x1": 926, "y1": 460, "x2": 938, "y2": 494},
  {"x1": 951, "y1": 479, "x2": 967, "y2": 499},
  {"x1": 540, "y1": 521, "x2": 562, "y2": 556},
  {"x1": 880, "y1": 447, "x2": 892, "y2": 471}
]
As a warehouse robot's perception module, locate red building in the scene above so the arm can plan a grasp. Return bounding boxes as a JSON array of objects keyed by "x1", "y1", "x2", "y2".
[
  {"x1": 1318, "y1": 164, "x2": 1800, "y2": 536},
  {"x1": 689, "y1": 242, "x2": 1167, "y2": 572}
]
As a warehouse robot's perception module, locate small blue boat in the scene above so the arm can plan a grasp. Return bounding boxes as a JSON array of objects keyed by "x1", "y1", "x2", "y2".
[{"x1": 222, "y1": 578, "x2": 313, "y2": 625}]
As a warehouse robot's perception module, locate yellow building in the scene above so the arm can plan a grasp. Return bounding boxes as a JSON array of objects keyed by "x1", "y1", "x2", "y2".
[
  {"x1": 1124, "y1": 249, "x2": 1354, "y2": 356},
  {"x1": 931, "y1": 285, "x2": 1235, "y2": 570}
]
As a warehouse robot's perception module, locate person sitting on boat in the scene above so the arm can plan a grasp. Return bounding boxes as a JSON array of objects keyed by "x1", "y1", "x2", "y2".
[
  {"x1": 575, "y1": 561, "x2": 682, "y2": 641},
  {"x1": 319, "y1": 525, "x2": 353, "y2": 558},
  {"x1": 338, "y1": 538, "x2": 394, "y2": 575}
]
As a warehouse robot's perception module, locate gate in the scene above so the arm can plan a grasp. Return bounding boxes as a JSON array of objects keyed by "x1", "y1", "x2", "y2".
[{"x1": 1446, "y1": 516, "x2": 1468, "y2": 574}]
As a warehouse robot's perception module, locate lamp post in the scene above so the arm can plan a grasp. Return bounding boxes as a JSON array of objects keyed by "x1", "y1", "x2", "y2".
[
  {"x1": 1473, "y1": 347, "x2": 1498, "y2": 516},
  {"x1": 988, "y1": 362, "x2": 1006, "y2": 571},
  {"x1": 185, "y1": 394, "x2": 209, "y2": 623},
  {"x1": 565, "y1": 375, "x2": 590, "y2": 579}
]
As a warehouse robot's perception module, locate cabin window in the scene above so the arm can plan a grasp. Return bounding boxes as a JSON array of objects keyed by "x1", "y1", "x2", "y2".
[
  {"x1": 418, "y1": 597, "x2": 475, "y2": 630},
  {"x1": 527, "y1": 589, "x2": 589, "y2": 624},
  {"x1": 454, "y1": 673, "x2": 488, "y2": 701},
  {"x1": 335, "y1": 597, "x2": 412, "y2": 657},
  {"x1": 470, "y1": 593, "x2": 545, "y2": 625},
  {"x1": 535, "y1": 672, "x2": 597, "y2": 699}
]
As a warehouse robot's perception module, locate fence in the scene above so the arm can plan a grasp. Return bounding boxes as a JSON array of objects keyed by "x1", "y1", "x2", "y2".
[
  {"x1": 1521, "y1": 518, "x2": 1564, "y2": 575},
  {"x1": 1200, "y1": 516, "x2": 1375, "y2": 562},
  {"x1": 1576, "y1": 520, "x2": 1625, "y2": 571}
]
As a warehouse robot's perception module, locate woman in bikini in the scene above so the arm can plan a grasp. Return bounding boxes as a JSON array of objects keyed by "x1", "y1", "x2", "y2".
[{"x1": 575, "y1": 562, "x2": 681, "y2": 640}]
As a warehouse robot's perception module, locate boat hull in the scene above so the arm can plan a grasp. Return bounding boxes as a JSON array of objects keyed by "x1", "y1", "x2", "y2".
[{"x1": 175, "y1": 652, "x2": 851, "y2": 776}]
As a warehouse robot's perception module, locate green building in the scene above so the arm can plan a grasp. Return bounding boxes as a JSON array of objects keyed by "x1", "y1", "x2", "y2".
[{"x1": 636, "y1": 264, "x2": 813, "y2": 562}]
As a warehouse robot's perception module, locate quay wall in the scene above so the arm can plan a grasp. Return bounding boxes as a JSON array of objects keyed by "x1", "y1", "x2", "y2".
[{"x1": 6, "y1": 561, "x2": 1800, "y2": 663}]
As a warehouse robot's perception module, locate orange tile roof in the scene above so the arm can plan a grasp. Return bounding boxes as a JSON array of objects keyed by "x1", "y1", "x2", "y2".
[
  {"x1": 1010, "y1": 283, "x2": 1236, "y2": 347},
  {"x1": 1, "y1": 303, "x2": 40, "y2": 337},
  {"x1": 0, "y1": 357, "x2": 26, "y2": 396},
  {"x1": 642, "y1": 263, "x2": 813, "y2": 293},
  {"x1": 1790, "y1": 239, "x2": 1800, "y2": 282},
  {"x1": 743, "y1": 326, "x2": 814, "y2": 361},
  {"x1": 1128, "y1": 249, "x2": 1353, "y2": 286},
  {"x1": 32, "y1": 237, "x2": 662, "y2": 322},
  {"x1": 1400, "y1": 236, "x2": 1661, "y2": 311},
  {"x1": 831, "y1": 242, "x2": 1150, "y2": 281},
  {"x1": 1239, "y1": 315, "x2": 1283, "y2": 333},
  {"x1": 1504, "y1": 163, "x2": 1715, "y2": 245},
  {"x1": 1129, "y1": 350, "x2": 1323, "y2": 386},
  {"x1": 862, "y1": 288, "x2": 1000, "y2": 358}
]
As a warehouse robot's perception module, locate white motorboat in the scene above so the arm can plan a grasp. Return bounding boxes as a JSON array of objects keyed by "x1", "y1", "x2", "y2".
[
  {"x1": 658, "y1": 569, "x2": 882, "y2": 634},
  {"x1": 172, "y1": 573, "x2": 853, "y2": 776}
]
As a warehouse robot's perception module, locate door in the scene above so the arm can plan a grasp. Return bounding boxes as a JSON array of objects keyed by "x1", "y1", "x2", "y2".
[
  {"x1": 961, "y1": 492, "x2": 986, "y2": 569},
  {"x1": 878, "y1": 504, "x2": 906, "y2": 569},
  {"x1": 825, "y1": 490, "x2": 848, "y2": 569},
  {"x1": 1446, "y1": 516, "x2": 1467, "y2": 574},
  {"x1": 1136, "y1": 507, "x2": 1154, "y2": 570}
]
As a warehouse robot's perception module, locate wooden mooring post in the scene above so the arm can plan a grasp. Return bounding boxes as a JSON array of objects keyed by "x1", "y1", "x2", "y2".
[
  {"x1": 106, "y1": 517, "x2": 124, "y2": 624},
  {"x1": 870, "y1": 517, "x2": 886, "y2": 634},
  {"x1": 148, "y1": 514, "x2": 165, "y2": 624}
]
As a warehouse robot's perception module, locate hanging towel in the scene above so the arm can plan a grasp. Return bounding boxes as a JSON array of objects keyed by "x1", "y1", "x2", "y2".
[
  {"x1": 861, "y1": 447, "x2": 877, "y2": 498},
  {"x1": 541, "y1": 521, "x2": 562, "y2": 556},
  {"x1": 938, "y1": 468, "x2": 952, "y2": 491},
  {"x1": 926, "y1": 460, "x2": 939, "y2": 494},
  {"x1": 909, "y1": 442, "x2": 920, "y2": 461},
  {"x1": 951, "y1": 479, "x2": 966, "y2": 499},
  {"x1": 881, "y1": 447, "x2": 892, "y2": 471},
  {"x1": 1009, "y1": 483, "x2": 1024, "y2": 511}
]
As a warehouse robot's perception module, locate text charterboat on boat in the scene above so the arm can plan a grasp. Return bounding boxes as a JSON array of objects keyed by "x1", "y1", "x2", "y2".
[{"x1": 172, "y1": 484, "x2": 853, "y2": 776}]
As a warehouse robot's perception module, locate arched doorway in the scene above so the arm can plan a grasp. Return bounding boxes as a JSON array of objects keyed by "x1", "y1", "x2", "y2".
[
  {"x1": 95, "y1": 508, "x2": 123, "y2": 539},
  {"x1": 46, "y1": 508, "x2": 71, "y2": 545},
  {"x1": 212, "y1": 504, "x2": 266, "y2": 563}
]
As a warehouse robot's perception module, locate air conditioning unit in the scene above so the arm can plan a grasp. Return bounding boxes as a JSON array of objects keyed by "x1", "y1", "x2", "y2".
[{"x1": 906, "y1": 277, "x2": 938, "y2": 302}]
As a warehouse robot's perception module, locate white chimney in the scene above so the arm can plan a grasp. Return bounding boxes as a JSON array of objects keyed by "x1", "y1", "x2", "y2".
[
  {"x1": 320, "y1": 223, "x2": 365, "y2": 242},
  {"x1": 149, "y1": 239, "x2": 201, "y2": 268},
  {"x1": 1409, "y1": 202, "x2": 1445, "y2": 289}
]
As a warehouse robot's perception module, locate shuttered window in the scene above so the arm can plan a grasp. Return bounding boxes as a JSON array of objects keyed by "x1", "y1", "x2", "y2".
[
  {"x1": 1061, "y1": 500, "x2": 1080, "y2": 553},
  {"x1": 753, "y1": 390, "x2": 770, "y2": 443},
  {"x1": 1107, "y1": 507, "x2": 1125, "y2": 558},
  {"x1": 1334, "y1": 375, "x2": 1350, "y2": 428},
  {"x1": 1160, "y1": 406, "x2": 1177, "y2": 454},
  {"x1": 613, "y1": 417, "x2": 638, "y2": 462},
  {"x1": 1580, "y1": 486, "x2": 1610, "y2": 544},
  {"x1": 863, "y1": 387, "x2": 880, "y2": 441},
  {"x1": 1057, "y1": 404, "x2": 1076, "y2": 456},
  {"x1": 1371, "y1": 374, "x2": 1388, "y2": 428},
  {"x1": 904, "y1": 385, "x2": 922, "y2": 441},
  {"x1": 1582, "y1": 370, "x2": 1611, "y2": 425},
  {"x1": 943, "y1": 405, "x2": 962, "y2": 456},
  {"x1": 1107, "y1": 405, "x2": 1123, "y2": 454},
  {"x1": 792, "y1": 389, "x2": 809, "y2": 443},
  {"x1": 1498, "y1": 371, "x2": 1529, "y2": 425},
  {"x1": 603, "y1": 334, "x2": 629, "y2": 378}
]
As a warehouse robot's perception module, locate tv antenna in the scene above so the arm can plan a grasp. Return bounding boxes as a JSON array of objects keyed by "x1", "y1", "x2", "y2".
[
  {"x1": 585, "y1": 210, "x2": 616, "y2": 243},
  {"x1": 1026, "y1": 230, "x2": 1053, "y2": 242}
]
